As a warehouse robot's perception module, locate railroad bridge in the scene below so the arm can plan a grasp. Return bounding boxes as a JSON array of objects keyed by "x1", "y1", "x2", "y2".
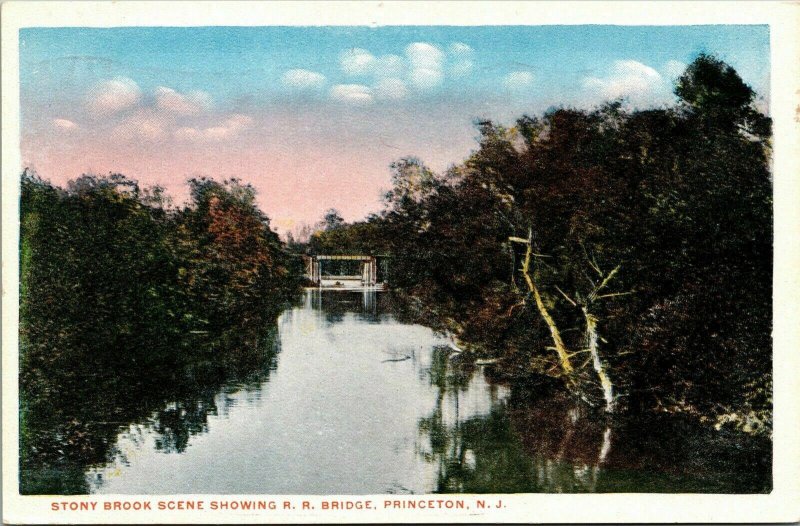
[{"x1": 303, "y1": 255, "x2": 388, "y2": 289}]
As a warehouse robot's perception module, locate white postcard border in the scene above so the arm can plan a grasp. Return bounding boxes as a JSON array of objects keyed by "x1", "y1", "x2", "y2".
[{"x1": 2, "y1": 1, "x2": 799, "y2": 523}]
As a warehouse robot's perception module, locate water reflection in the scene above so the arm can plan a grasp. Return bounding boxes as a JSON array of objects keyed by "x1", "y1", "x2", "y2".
[
  {"x1": 416, "y1": 384, "x2": 770, "y2": 493},
  {"x1": 305, "y1": 288, "x2": 383, "y2": 323},
  {"x1": 21, "y1": 310, "x2": 284, "y2": 495},
  {"x1": 22, "y1": 290, "x2": 770, "y2": 494},
  {"x1": 80, "y1": 290, "x2": 513, "y2": 494},
  {"x1": 415, "y1": 348, "x2": 515, "y2": 493}
]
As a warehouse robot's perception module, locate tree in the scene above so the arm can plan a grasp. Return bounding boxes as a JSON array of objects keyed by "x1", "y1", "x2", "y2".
[
  {"x1": 179, "y1": 177, "x2": 294, "y2": 325},
  {"x1": 322, "y1": 208, "x2": 344, "y2": 231},
  {"x1": 676, "y1": 52, "x2": 771, "y2": 138},
  {"x1": 351, "y1": 53, "x2": 771, "y2": 428}
]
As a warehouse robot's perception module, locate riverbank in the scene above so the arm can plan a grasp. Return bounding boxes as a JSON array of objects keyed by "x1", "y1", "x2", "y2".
[
  {"x1": 380, "y1": 288, "x2": 772, "y2": 439},
  {"x1": 300, "y1": 54, "x2": 772, "y2": 445},
  {"x1": 23, "y1": 289, "x2": 771, "y2": 494},
  {"x1": 19, "y1": 172, "x2": 303, "y2": 494}
]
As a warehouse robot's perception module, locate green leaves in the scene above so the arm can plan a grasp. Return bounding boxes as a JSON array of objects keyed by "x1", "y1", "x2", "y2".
[
  {"x1": 676, "y1": 53, "x2": 771, "y2": 140},
  {"x1": 329, "y1": 53, "x2": 773, "y2": 423}
]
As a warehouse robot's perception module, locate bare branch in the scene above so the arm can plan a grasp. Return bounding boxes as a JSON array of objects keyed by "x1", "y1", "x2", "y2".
[
  {"x1": 596, "y1": 291, "x2": 635, "y2": 300},
  {"x1": 554, "y1": 285, "x2": 577, "y2": 306},
  {"x1": 567, "y1": 349, "x2": 593, "y2": 357},
  {"x1": 506, "y1": 300, "x2": 526, "y2": 316},
  {"x1": 589, "y1": 265, "x2": 621, "y2": 302},
  {"x1": 520, "y1": 236, "x2": 574, "y2": 375},
  {"x1": 588, "y1": 257, "x2": 603, "y2": 277},
  {"x1": 581, "y1": 242, "x2": 603, "y2": 277}
]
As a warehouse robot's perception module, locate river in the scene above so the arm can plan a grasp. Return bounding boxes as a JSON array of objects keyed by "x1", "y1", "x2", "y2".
[{"x1": 25, "y1": 289, "x2": 770, "y2": 494}]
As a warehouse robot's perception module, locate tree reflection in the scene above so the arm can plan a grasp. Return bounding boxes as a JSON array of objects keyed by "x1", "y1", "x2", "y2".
[
  {"x1": 505, "y1": 393, "x2": 613, "y2": 492},
  {"x1": 20, "y1": 314, "x2": 284, "y2": 494},
  {"x1": 416, "y1": 372, "x2": 771, "y2": 493},
  {"x1": 305, "y1": 289, "x2": 387, "y2": 324},
  {"x1": 152, "y1": 398, "x2": 215, "y2": 454},
  {"x1": 416, "y1": 378, "x2": 615, "y2": 493},
  {"x1": 416, "y1": 349, "x2": 533, "y2": 493}
]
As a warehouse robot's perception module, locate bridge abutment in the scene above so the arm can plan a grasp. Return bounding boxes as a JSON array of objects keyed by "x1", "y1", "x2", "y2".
[{"x1": 303, "y1": 254, "x2": 386, "y2": 289}]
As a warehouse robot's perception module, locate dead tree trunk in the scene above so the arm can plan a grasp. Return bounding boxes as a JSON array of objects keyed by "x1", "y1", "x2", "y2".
[
  {"x1": 582, "y1": 306, "x2": 615, "y2": 412},
  {"x1": 511, "y1": 231, "x2": 574, "y2": 376},
  {"x1": 511, "y1": 232, "x2": 622, "y2": 411}
]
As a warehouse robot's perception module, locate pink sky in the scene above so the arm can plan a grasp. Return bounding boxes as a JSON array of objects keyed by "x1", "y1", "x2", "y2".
[
  {"x1": 22, "y1": 101, "x2": 482, "y2": 236},
  {"x1": 20, "y1": 27, "x2": 769, "y2": 237}
]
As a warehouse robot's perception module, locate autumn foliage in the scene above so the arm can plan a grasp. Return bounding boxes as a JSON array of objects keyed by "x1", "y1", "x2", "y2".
[
  {"x1": 309, "y1": 54, "x2": 772, "y2": 432},
  {"x1": 19, "y1": 172, "x2": 300, "y2": 493}
]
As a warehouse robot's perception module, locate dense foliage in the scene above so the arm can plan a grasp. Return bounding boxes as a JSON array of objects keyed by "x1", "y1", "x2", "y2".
[
  {"x1": 19, "y1": 172, "x2": 300, "y2": 493},
  {"x1": 309, "y1": 54, "x2": 772, "y2": 432},
  {"x1": 19, "y1": 54, "x2": 772, "y2": 495}
]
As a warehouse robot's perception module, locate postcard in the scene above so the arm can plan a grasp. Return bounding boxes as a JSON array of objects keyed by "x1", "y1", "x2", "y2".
[{"x1": 2, "y1": 1, "x2": 800, "y2": 523}]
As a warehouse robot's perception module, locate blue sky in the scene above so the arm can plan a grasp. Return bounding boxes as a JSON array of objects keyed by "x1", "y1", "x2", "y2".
[
  {"x1": 19, "y1": 25, "x2": 770, "y2": 234},
  {"x1": 21, "y1": 25, "x2": 770, "y2": 106}
]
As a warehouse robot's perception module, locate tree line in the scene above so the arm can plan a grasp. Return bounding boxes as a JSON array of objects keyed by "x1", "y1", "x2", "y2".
[
  {"x1": 19, "y1": 172, "x2": 301, "y2": 493},
  {"x1": 306, "y1": 54, "x2": 772, "y2": 434},
  {"x1": 18, "y1": 54, "x2": 772, "y2": 488}
]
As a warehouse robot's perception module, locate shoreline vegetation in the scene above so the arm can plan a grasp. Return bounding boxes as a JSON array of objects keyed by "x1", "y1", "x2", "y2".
[
  {"x1": 298, "y1": 54, "x2": 772, "y2": 435},
  {"x1": 19, "y1": 54, "x2": 771, "y2": 492},
  {"x1": 19, "y1": 172, "x2": 303, "y2": 493}
]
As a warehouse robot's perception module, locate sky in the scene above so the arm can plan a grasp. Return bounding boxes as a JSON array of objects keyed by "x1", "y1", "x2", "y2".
[{"x1": 19, "y1": 25, "x2": 770, "y2": 236}]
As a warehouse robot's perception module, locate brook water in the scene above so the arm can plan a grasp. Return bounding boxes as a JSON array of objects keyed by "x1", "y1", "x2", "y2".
[{"x1": 25, "y1": 290, "x2": 770, "y2": 494}]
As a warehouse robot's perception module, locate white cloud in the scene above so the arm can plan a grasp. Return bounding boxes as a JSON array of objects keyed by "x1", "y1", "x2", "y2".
[
  {"x1": 504, "y1": 71, "x2": 534, "y2": 91},
  {"x1": 409, "y1": 68, "x2": 443, "y2": 91},
  {"x1": 86, "y1": 77, "x2": 142, "y2": 115},
  {"x1": 331, "y1": 42, "x2": 471, "y2": 99},
  {"x1": 450, "y1": 59, "x2": 474, "y2": 77},
  {"x1": 406, "y1": 42, "x2": 445, "y2": 90},
  {"x1": 329, "y1": 84, "x2": 374, "y2": 105},
  {"x1": 281, "y1": 69, "x2": 326, "y2": 90},
  {"x1": 203, "y1": 114, "x2": 253, "y2": 140},
  {"x1": 406, "y1": 42, "x2": 444, "y2": 69},
  {"x1": 340, "y1": 48, "x2": 377, "y2": 76},
  {"x1": 449, "y1": 42, "x2": 472, "y2": 57},
  {"x1": 582, "y1": 60, "x2": 668, "y2": 107},
  {"x1": 333, "y1": 42, "x2": 462, "y2": 97},
  {"x1": 154, "y1": 87, "x2": 212, "y2": 115},
  {"x1": 339, "y1": 48, "x2": 407, "y2": 78},
  {"x1": 448, "y1": 42, "x2": 474, "y2": 77},
  {"x1": 175, "y1": 114, "x2": 254, "y2": 142},
  {"x1": 374, "y1": 54, "x2": 406, "y2": 77},
  {"x1": 374, "y1": 78, "x2": 409, "y2": 101},
  {"x1": 447, "y1": 42, "x2": 475, "y2": 77},
  {"x1": 112, "y1": 110, "x2": 169, "y2": 142},
  {"x1": 53, "y1": 118, "x2": 78, "y2": 130},
  {"x1": 663, "y1": 60, "x2": 688, "y2": 80}
]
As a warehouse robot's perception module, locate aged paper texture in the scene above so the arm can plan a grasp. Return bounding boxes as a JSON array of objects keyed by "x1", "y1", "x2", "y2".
[{"x1": 3, "y1": 1, "x2": 800, "y2": 523}]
